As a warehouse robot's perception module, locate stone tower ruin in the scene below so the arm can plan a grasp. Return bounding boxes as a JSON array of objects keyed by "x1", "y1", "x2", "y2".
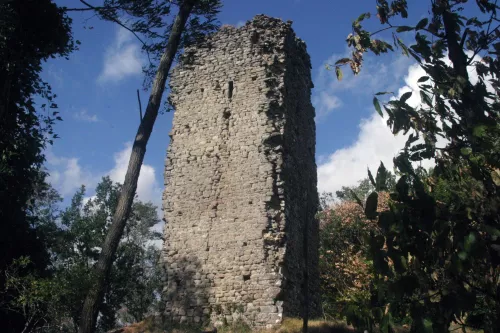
[{"x1": 161, "y1": 15, "x2": 319, "y2": 328}]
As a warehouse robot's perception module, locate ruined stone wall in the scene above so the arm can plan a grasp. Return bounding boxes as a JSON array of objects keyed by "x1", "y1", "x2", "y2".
[{"x1": 161, "y1": 15, "x2": 319, "y2": 328}]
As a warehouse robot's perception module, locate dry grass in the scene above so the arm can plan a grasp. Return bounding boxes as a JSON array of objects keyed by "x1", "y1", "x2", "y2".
[
  {"x1": 110, "y1": 316, "x2": 488, "y2": 333},
  {"x1": 108, "y1": 317, "x2": 357, "y2": 333}
]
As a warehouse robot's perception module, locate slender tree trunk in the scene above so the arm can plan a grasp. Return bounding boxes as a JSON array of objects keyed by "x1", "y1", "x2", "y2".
[{"x1": 77, "y1": 1, "x2": 195, "y2": 332}]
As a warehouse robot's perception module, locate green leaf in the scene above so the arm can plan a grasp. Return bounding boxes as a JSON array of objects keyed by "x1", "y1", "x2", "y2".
[
  {"x1": 396, "y1": 26, "x2": 414, "y2": 32},
  {"x1": 473, "y1": 125, "x2": 487, "y2": 137},
  {"x1": 335, "y1": 66, "x2": 343, "y2": 81},
  {"x1": 350, "y1": 189, "x2": 364, "y2": 208},
  {"x1": 464, "y1": 232, "x2": 476, "y2": 252},
  {"x1": 417, "y1": 76, "x2": 430, "y2": 83},
  {"x1": 416, "y1": 18, "x2": 428, "y2": 30},
  {"x1": 480, "y1": 225, "x2": 500, "y2": 239},
  {"x1": 400, "y1": 91, "x2": 412, "y2": 103},
  {"x1": 380, "y1": 312, "x2": 393, "y2": 333},
  {"x1": 422, "y1": 318, "x2": 433, "y2": 333},
  {"x1": 334, "y1": 58, "x2": 351, "y2": 65},
  {"x1": 375, "y1": 162, "x2": 389, "y2": 191},
  {"x1": 373, "y1": 97, "x2": 383, "y2": 117},
  {"x1": 368, "y1": 168, "x2": 376, "y2": 188},
  {"x1": 397, "y1": 38, "x2": 409, "y2": 56},
  {"x1": 420, "y1": 91, "x2": 432, "y2": 106},
  {"x1": 460, "y1": 147, "x2": 472, "y2": 156},
  {"x1": 365, "y1": 191, "x2": 379, "y2": 219},
  {"x1": 355, "y1": 12, "x2": 371, "y2": 23}
]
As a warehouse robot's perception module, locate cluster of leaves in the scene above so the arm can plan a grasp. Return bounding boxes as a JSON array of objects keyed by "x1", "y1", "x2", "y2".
[
  {"x1": 1, "y1": 177, "x2": 163, "y2": 332},
  {"x1": 334, "y1": 1, "x2": 500, "y2": 332},
  {"x1": 0, "y1": 257, "x2": 64, "y2": 333},
  {"x1": 318, "y1": 169, "x2": 394, "y2": 331},
  {"x1": 0, "y1": 1, "x2": 76, "y2": 331}
]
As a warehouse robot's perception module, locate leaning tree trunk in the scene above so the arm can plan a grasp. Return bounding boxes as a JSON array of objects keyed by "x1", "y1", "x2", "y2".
[{"x1": 77, "y1": 1, "x2": 195, "y2": 332}]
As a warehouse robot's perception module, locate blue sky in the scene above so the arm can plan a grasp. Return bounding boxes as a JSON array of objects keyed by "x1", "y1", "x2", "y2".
[{"x1": 43, "y1": 0, "x2": 436, "y2": 208}]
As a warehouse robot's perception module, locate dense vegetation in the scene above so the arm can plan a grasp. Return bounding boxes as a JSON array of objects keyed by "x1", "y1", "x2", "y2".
[
  {"x1": 2, "y1": 177, "x2": 163, "y2": 332},
  {"x1": 0, "y1": 1, "x2": 76, "y2": 331},
  {"x1": 326, "y1": 0, "x2": 500, "y2": 332}
]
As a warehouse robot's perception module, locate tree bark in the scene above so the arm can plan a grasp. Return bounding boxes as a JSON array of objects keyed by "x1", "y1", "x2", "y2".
[{"x1": 77, "y1": 1, "x2": 195, "y2": 332}]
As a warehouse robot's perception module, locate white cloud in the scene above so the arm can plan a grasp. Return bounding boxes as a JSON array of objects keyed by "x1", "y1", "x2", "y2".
[
  {"x1": 312, "y1": 50, "x2": 413, "y2": 121},
  {"x1": 98, "y1": 27, "x2": 144, "y2": 83},
  {"x1": 45, "y1": 148, "x2": 98, "y2": 197},
  {"x1": 236, "y1": 20, "x2": 245, "y2": 27},
  {"x1": 317, "y1": 112, "x2": 405, "y2": 195},
  {"x1": 74, "y1": 108, "x2": 99, "y2": 123},
  {"x1": 316, "y1": 58, "x2": 448, "y2": 195},
  {"x1": 46, "y1": 143, "x2": 163, "y2": 247},
  {"x1": 45, "y1": 142, "x2": 161, "y2": 206},
  {"x1": 108, "y1": 142, "x2": 162, "y2": 205},
  {"x1": 313, "y1": 91, "x2": 342, "y2": 119}
]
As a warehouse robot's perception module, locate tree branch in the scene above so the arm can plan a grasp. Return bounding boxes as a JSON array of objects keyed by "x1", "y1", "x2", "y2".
[
  {"x1": 137, "y1": 89, "x2": 143, "y2": 123},
  {"x1": 77, "y1": 0, "x2": 152, "y2": 65},
  {"x1": 62, "y1": 6, "x2": 114, "y2": 12}
]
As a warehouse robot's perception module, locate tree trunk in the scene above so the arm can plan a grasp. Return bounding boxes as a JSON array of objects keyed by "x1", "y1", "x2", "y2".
[{"x1": 77, "y1": 1, "x2": 195, "y2": 332}]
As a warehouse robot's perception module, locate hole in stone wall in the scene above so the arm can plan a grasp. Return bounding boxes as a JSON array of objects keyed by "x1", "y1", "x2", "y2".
[
  {"x1": 251, "y1": 31, "x2": 259, "y2": 44},
  {"x1": 243, "y1": 242, "x2": 247, "y2": 246},
  {"x1": 201, "y1": 88, "x2": 204, "y2": 93},
  {"x1": 243, "y1": 274, "x2": 251, "y2": 281},
  {"x1": 251, "y1": 75, "x2": 257, "y2": 81},
  {"x1": 228, "y1": 81, "x2": 234, "y2": 99},
  {"x1": 223, "y1": 109, "x2": 231, "y2": 119}
]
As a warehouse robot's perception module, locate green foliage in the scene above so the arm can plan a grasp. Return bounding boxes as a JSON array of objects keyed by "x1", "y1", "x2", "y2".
[
  {"x1": 336, "y1": 1, "x2": 500, "y2": 332},
  {"x1": 335, "y1": 168, "x2": 396, "y2": 204},
  {"x1": 319, "y1": 208, "x2": 374, "y2": 327},
  {"x1": 0, "y1": 0, "x2": 75, "y2": 330},
  {"x1": 53, "y1": 177, "x2": 163, "y2": 332},
  {"x1": 1, "y1": 257, "x2": 67, "y2": 332},
  {"x1": 318, "y1": 176, "x2": 395, "y2": 331},
  {"x1": 1, "y1": 177, "x2": 163, "y2": 332}
]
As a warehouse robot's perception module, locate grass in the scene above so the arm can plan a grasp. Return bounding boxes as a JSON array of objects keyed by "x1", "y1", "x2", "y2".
[
  {"x1": 108, "y1": 316, "x2": 484, "y2": 333},
  {"x1": 108, "y1": 317, "x2": 358, "y2": 333}
]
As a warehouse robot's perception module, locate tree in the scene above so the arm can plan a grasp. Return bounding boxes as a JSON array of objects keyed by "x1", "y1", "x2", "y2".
[
  {"x1": 75, "y1": 1, "x2": 221, "y2": 332},
  {"x1": 334, "y1": 1, "x2": 500, "y2": 332},
  {"x1": 1, "y1": 256, "x2": 66, "y2": 333},
  {"x1": 0, "y1": 0, "x2": 75, "y2": 330},
  {"x1": 335, "y1": 166, "x2": 396, "y2": 204},
  {"x1": 1, "y1": 177, "x2": 164, "y2": 332},
  {"x1": 49, "y1": 177, "x2": 162, "y2": 332},
  {"x1": 318, "y1": 179, "x2": 392, "y2": 331}
]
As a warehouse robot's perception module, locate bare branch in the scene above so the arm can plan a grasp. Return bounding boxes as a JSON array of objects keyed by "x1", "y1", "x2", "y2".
[
  {"x1": 77, "y1": 0, "x2": 152, "y2": 65},
  {"x1": 137, "y1": 89, "x2": 143, "y2": 122}
]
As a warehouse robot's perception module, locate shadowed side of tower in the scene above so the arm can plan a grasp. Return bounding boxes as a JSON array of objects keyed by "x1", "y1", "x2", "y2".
[{"x1": 161, "y1": 15, "x2": 319, "y2": 328}]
